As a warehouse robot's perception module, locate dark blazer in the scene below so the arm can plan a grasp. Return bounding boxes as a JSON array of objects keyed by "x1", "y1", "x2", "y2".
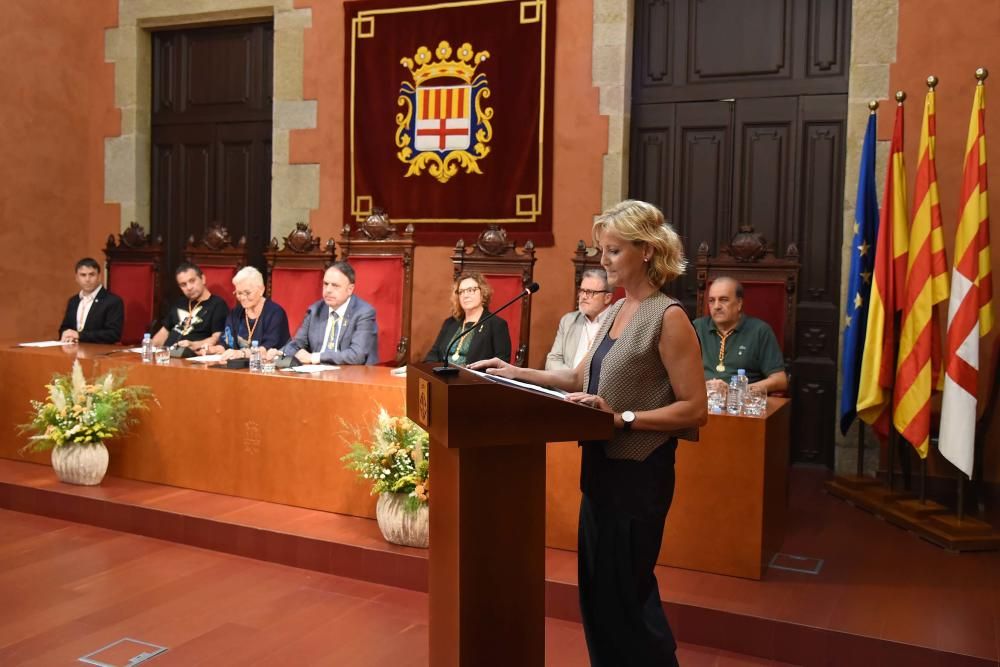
[
  {"x1": 424, "y1": 309, "x2": 512, "y2": 364},
  {"x1": 59, "y1": 287, "x2": 124, "y2": 344},
  {"x1": 282, "y1": 296, "x2": 379, "y2": 365},
  {"x1": 222, "y1": 299, "x2": 291, "y2": 351}
]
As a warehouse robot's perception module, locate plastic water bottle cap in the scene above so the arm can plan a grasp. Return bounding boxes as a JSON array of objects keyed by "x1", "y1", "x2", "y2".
[
  {"x1": 738, "y1": 369, "x2": 746, "y2": 375},
  {"x1": 143, "y1": 333, "x2": 150, "y2": 340},
  {"x1": 252, "y1": 340, "x2": 259, "y2": 347}
]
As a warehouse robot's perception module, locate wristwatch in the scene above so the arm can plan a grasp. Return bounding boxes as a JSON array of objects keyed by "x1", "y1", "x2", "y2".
[{"x1": 621, "y1": 410, "x2": 636, "y2": 432}]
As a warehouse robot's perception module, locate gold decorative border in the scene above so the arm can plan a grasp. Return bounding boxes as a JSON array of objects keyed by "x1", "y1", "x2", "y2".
[
  {"x1": 355, "y1": 16, "x2": 375, "y2": 39},
  {"x1": 516, "y1": 194, "x2": 538, "y2": 216},
  {"x1": 349, "y1": 0, "x2": 547, "y2": 224},
  {"x1": 354, "y1": 195, "x2": 373, "y2": 218}
]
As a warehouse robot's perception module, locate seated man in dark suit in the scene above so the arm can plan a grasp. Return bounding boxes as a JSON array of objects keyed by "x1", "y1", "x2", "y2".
[
  {"x1": 269, "y1": 261, "x2": 379, "y2": 365},
  {"x1": 59, "y1": 257, "x2": 124, "y2": 344},
  {"x1": 693, "y1": 276, "x2": 788, "y2": 394}
]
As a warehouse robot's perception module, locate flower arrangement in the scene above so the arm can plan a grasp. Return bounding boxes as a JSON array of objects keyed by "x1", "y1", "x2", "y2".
[
  {"x1": 342, "y1": 407, "x2": 429, "y2": 511},
  {"x1": 21, "y1": 361, "x2": 154, "y2": 452}
]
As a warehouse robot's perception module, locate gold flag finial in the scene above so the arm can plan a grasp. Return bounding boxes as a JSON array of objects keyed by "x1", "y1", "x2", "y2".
[
  {"x1": 868, "y1": 100, "x2": 879, "y2": 112},
  {"x1": 895, "y1": 90, "x2": 906, "y2": 104},
  {"x1": 975, "y1": 67, "x2": 988, "y2": 84},
  {"x1": 926, "y1": 75, "x2": 939, "y2": 89}
]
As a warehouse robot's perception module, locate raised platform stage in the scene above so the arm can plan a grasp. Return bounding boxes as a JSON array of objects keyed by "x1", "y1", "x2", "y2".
[{"x1": 2, "y1": 459, "x2": 997, "y2": 666}]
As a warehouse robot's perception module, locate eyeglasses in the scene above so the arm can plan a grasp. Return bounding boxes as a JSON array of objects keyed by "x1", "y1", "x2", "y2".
[
  {"x1": 578, "y1": 288, "x2": 610, "y2": 299},
  {"x1": 234, "y1": 289, "x2": 258, "y2": 298},
  {"x1": 456, "y1": 286, "x2": 481, "y2": 296}
]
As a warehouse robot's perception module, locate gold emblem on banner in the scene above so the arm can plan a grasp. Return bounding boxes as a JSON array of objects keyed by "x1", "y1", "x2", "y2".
[{"x1": 396, "y1": 41, "x2": 493, "y2": 184}]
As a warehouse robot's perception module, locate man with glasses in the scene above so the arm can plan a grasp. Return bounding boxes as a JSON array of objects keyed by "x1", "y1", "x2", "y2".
[
  {"x1": 268, "y1": 261, "x2": 379, "y2": 366},
  {"x1": 545, "y1": 268, "x2": 614, "y2": 370}
]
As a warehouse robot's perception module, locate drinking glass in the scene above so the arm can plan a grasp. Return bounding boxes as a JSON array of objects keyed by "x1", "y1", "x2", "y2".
[
  {"x1": 706, "y1": 382, "x2": 727, "y2": 415},
  {"x1": 261, "y1": 357, "x2": 276, "y2": 374},
  {"x1": 742, "y1": 386, "x2": 767, "y2": 417},
  {"x1": 154, "y1": 347, "x2": 171, "y2": 366}
]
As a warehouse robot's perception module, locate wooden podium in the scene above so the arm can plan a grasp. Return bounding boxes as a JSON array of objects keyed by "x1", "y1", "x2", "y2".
[{"x1": 407, "y1": 363, "x2": 613, "y2": 667}]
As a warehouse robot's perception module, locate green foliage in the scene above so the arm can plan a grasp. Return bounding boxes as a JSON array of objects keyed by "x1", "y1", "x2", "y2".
[
  {"x1": 341, "y1": 407, "x2": 430, "y2": 511},
  {"x1": 20, "y1": 361, "x2": 154, "y2": 452}
]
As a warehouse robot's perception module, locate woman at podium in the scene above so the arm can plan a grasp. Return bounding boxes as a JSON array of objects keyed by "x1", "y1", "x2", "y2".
[
  {"x1": 470, "y1": 200, "x2": 707, "y2": 666},
  {"x1": 424, "y1": 272, "x2": 512, "y2": 365}
]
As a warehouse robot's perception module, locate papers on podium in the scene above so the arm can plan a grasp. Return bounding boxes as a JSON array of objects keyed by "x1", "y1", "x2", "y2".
[{"x1": 461, "y1": 367, "x2": 569, "y2": 401}]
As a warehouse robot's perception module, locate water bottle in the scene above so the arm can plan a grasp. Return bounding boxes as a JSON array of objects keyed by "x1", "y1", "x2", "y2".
[
  {"x1": 249, "y1": 340, "x2": 261, "y2": 373},
  {"x1": 140, "y1": 333, "x2": 153, "y2": 363},
  {"x1": 726, "y1": 369, "x2": 747, "y2": 415}
]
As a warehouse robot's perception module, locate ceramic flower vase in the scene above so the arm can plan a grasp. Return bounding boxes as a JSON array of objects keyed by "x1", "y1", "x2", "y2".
[
  {"x1": 376, "y1": 492, "x2": 429, "y2": 548},
  {"x1": 51, "y1": 442, "x2": 109, "y2": 486}
]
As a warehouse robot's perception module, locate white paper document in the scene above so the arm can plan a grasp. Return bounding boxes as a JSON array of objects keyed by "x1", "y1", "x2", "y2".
[
  {"x1": 185, "y1": 354, "x2": 225, "y2": 363},
  {"x1": 281, "y1": 364, "x2": 340, "y2": 373},
  {"x1": 128, "y1": 347, "x2": 145, "y2": 354},
  {"x1": 462, "y1": 367, "x2": 569, "y2": 400},
  {"x1": 18, "y1": 341, "x2": 70, "y2": 348}
]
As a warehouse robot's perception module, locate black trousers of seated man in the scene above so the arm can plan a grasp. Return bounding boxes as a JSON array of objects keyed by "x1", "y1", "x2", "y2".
[{"x1": 578, "y1": 438, "x2": 680, "y2": 667}]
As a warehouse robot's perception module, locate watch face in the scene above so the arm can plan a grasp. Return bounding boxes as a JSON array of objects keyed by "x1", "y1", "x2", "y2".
[{"x1": 623, "y1": 411, "x2": 635, "y2": 422}]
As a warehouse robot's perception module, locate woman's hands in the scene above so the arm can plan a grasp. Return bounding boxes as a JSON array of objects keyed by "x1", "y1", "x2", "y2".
[
  {"x1": 565, "y1": 393, "x2": 611, "y2": 412},
  {"x1": 466, "y1": 357, "x2": 520, "y2": 379}
]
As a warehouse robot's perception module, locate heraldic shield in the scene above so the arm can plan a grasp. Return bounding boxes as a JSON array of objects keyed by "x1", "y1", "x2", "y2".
[{"x1": 396, "y1": 41, "x2": 493, "y2": 184}]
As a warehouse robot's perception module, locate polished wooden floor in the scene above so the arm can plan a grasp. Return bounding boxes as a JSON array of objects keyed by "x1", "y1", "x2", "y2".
[{"x1": 0, "y1": 509, "x2": 787, "y2": 666}]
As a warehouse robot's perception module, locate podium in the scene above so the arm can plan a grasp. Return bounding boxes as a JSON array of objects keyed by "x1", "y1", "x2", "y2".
[{"x1": 406, "y1": 363, "x2": 613, "y2": 667}]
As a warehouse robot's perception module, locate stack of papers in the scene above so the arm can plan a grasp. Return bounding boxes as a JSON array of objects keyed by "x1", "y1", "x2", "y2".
[
  {"x1": 185, "y1": 354, "x2": 224, "y2": 363},
  {"x1": 18, "y1": 341, "x2": 69, "y2": 348},
  {"x1": 281, "y1": 364, "x2": 340, "y2": 373}
]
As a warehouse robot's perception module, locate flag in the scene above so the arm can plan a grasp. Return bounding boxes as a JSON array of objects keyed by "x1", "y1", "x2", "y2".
[
  {"x1": 940, "y1": 74, "x2": 995, "y2": 477},
  {"x1": 893, "y1": 82, "x2": 951, "y2": 457},
  {"x1": 858, "y1": 99, "x2": 909, "y2": 439},
  {"x1": 839, "y1": 109, "x2": 879, "y2": 434}
]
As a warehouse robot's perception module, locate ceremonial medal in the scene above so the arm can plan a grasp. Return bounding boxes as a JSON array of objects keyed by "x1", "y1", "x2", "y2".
[{"x1": 716, "y1": 363, "x2": 725, "y2": 372}]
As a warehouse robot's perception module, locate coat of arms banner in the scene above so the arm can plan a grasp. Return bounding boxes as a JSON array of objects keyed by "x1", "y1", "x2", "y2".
[{"x1": 345, "y1": 0, "x2": 555, "y2": 245}]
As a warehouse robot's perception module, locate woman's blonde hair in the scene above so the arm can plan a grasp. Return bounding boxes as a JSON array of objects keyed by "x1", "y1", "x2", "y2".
[
  {"x1": 592, "y1": 199, "x2": 686, "y2": 288},
  {"x1": 450, "y1": 271, "x2": 493, "y2": 320}
]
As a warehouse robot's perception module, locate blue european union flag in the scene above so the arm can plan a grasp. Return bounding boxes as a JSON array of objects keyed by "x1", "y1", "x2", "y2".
[{"x1": 839, "y1": 112, "x2": 880, "y2": 434}]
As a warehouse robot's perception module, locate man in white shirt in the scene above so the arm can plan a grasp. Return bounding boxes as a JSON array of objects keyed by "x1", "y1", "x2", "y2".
[
  {"x1": 270, "y1": 262, "x2": 379, "y2": 365},
  {"x1": 58, "y1": 258, "x2": 124, "y2": 344},
  {"x1": 545, "y1": 268, "x2": 614, "y2": 370}
]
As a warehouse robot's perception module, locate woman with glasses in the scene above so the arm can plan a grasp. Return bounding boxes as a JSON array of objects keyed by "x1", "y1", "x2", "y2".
[
  {"x1": 470, "y1": 200, "x2": 707, "y2": 666},
  {"x1": 424, "y1": 271, "x2": 512, "y2": 365},
  {"x1": 199, "y1": 266, "x2": 290, "y2": 361}
]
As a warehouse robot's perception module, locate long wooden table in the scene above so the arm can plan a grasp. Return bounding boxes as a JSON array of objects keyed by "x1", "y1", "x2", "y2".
[{"x1": 0, "y1": 343, "x2": 789, "y2": 579}]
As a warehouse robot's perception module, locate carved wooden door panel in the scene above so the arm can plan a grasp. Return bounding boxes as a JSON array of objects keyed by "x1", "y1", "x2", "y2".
[
  {"x1": 631, "y1": 0, "x2": 850, "y2": 466},
  {"x1": 151, "y1": 22, "x2": 273, "y2": 303}
]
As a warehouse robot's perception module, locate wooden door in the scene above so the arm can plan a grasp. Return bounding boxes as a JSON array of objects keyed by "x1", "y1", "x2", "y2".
[
  {"x1": 630, "y1": 0, "x2": 850, "y2": 466},
  {"x1": 151, "y1": 22, "x2": 273, "y2": 303}
]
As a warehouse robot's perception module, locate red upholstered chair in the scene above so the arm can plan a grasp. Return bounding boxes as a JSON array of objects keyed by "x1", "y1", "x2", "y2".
[
  {"x1": 184, "y1": 223, "x2": 248, "y2": 309},
  {"x1": 452, "y1": 226, "x2": 536, "y2": 366},
  {"x1": 104, "y1": 222, "x2": 164, "y2": 345},
  {"x1": 264, "y1": 223, "x2": 336, "y2": 334},
  {"x1": 339, "y1": 210, "x2": 415, "y2": 366},
  {"x1": 695, "y1": 226, "x2": 800, "y2": 359},
  {"x1": 572, "y1": 240, "x2": 625, "y2": 307}
]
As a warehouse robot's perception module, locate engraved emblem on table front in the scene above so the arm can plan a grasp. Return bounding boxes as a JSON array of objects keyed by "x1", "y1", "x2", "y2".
[
  {"x1": 418, "y1": 378, "x2": 430, "y2": 427},
  {"x1": 244, "y1": 420, "x2": 262, "y2": 455}
]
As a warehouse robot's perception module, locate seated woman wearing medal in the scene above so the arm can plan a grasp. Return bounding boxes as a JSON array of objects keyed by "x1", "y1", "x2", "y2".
[
  {"x1": 199, "y1": 266, "x2": 291, "y2": 361},
  {"x1": 424, "y1": 272, "x2": 512, "y2": 365}
]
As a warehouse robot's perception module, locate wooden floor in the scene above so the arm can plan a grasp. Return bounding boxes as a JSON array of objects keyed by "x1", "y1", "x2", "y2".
[{"x1": 0, "y1": 509, "x2": 787, "y2": 666}]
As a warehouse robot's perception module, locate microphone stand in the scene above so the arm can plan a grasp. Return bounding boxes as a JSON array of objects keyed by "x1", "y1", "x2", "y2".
[{"x1": 433, "y1": 282, "x2": 539, "y2": 375}]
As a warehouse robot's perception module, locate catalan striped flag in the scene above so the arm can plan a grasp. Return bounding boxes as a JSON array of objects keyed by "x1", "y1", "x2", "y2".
[
  {"x1": 858, "y1": 97, "x2": 909, "y2": 440},
  {"x1": 893, "y1": 80, "x2": 950, "y2": 457},
  {"x1": 839, "y1": 107, "x2": 879, "y2": 434},
  {"x1": 940, "y1": 71, "x2": 995, "y2": 477}
]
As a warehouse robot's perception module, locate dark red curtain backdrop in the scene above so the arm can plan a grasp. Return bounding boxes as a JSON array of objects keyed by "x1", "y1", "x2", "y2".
[{"x1": 345, "y1": 0, "x2": 555, "y2": 246}]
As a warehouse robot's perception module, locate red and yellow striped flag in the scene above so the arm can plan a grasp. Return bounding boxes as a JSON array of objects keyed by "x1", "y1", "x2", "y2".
[
  {"x1": 893, "y1": 80, "x2": 950, "y2": 457},
  {"x1": 857, "y1": 98, "x2": 910, "y2": 439},
  {"x1": 940, "y1": 70, "x2": 995, "y2": 477}
]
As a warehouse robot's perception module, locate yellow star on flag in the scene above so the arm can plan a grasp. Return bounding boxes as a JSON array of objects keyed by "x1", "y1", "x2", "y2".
[
  {"x1": 860, "y1": 270, "x2": 872, "y2": 284},
  {"x1": 854, "y1": 292, "x2": 864, "y2": 309},
  {"x1": 857, "y1": 241, "x2": 870, "y2": 256}
]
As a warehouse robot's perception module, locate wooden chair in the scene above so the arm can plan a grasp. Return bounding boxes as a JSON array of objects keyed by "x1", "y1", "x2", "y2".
[
  {"x1": 339, "y1": 209, "x2": 415, "y2": 366},
  {"x1": 452, "y1": 225, "x2": 536, "y2": 366},
  {"x1": 571, "y1": 241, "x2": 624, "y2": 309},
  {"x1": 104, "y1": 222, "x2": 164, "y2": 345},
  {"x1": 695, "y1": 225, "x2": 800, "y2": 359},
  {"x1": 184, "y1": 223, "x2": 248, "y2": 309},
  {"x1": 264, "y1": 223, "x2": 336, "y2": 334}
]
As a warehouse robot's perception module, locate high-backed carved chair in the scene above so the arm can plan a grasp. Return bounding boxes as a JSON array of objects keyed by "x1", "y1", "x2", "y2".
[
  {"x1": 339, "y1": 209, "x2": 415, "y2": 366},
  {"x1": 571, "y1": 240, "x2": 624, "y2": 308},
  {"x1": 184, "y1": 223, "x2": 248, "y2": 309},
  {"x1": 695, "y1": 226, "x2": 800, "y2": 359},
  {"x1": 264, "y1": 223, "x2": 336, "y2": 334},
  {"x1": 452, "y1": 226, "x2": 536, "y2": 366},
  {"x1": 104, "y1": 222, "x2": 164, "y2": 345}
]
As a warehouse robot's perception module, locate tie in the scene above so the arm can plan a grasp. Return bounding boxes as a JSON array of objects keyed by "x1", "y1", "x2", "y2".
[{"x1": 326, "y1": 311, "x2": 341, "y2": 350}]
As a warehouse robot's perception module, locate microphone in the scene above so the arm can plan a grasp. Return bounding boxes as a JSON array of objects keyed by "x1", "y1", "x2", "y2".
[{"x1": 433, "y1": 282, "x2": 540, "y2": 375}]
